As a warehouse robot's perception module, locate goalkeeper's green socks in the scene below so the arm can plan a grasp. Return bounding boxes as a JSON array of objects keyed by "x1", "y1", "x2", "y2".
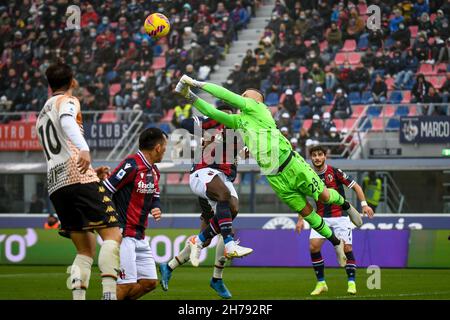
[
  {"x1": 303, "y1": 210, "x2": 340, "y2": 246},
  {"x1": 326, "y1": 189, "x2": 345, "y2": 206}
]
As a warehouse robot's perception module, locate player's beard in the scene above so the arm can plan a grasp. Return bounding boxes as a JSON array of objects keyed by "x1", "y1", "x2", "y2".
[{"x1": 312, "y1": 159, "x2": 325, "y2": 171}]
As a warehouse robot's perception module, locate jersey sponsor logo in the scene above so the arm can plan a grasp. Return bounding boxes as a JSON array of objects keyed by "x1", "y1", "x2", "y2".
[
  {"x1": 116, "y1": 169, "x2": 126, "y2": 180},
  {"x1": 137, "y1": 180, "x2": 156, "y2": 194}
]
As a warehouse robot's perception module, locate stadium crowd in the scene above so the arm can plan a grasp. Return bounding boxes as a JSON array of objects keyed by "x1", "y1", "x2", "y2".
[
  {"x1": 0, "y1": 0, "x2": 257, "y2": 123},
  {"x1": 224, "y1": 0, "x2": 450, "y2": 157}
]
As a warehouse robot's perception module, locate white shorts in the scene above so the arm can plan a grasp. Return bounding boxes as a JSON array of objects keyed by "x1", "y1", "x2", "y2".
[
  {"x1": 309, "y1": 216, "x2": 353, "y2": 245},
  {"x1": 189, "y1": 168, "x2": 238, "y2": 212},
  {"x1": 117, "y1": 237, "x2": 157, "y2": 285}
]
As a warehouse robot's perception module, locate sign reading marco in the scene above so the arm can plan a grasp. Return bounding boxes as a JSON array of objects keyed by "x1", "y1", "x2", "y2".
[{"x1": 400, "y1": 116, "x2": 450, "y2": 144}]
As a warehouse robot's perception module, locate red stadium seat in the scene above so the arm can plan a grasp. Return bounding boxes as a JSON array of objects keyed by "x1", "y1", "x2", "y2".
[
  {"x1": 299, "y1": 66, "x2": 309, "y2": 74},
  {"x1": 334, "y1": 52, "x2": 347, "y2": 65},
  {"x1": 279, "y1": 93, "x2": 286, "y2": 103},
  {"x1": 167, "y1": 173, "x2": 182, "y2": 184},
  {"x1": 294, "y1": 92, "x2": 302, "y2": 105},
  {"x1": 409, "y1": 25, "x2": 418, "y2": 38},
  {"x1": 109, "y1": 83, "x2": 121, "y2": 97},
  {"x1": 27, "y1": 112, "x2": 37, "y2": 123},
  {"x1": 348, "y1": 52, "x2": 361, "y2": 65},
  {"x1": 436, "y1": 63, "x2": 447, "y2": 73},
  {"x1": 162, "y1": 109, "x2": 174, "y2": 122},
  {"x1": 152, "y1": 56, "x2": 166, "y2": 69},
  {"x1": 382, "y1": 105, "x2": 396, "y2": 118},
  {"x1": 418, "y1": 64, "x2": 435, "y2": 76},
  {"x1": 334, "y1": 119, "x2": 344, "y2": 131},
  {"x1": 409, "y1": 106, "x2": 417, "y2": 116},
  {"x1": 302, "y1": 119, "x2": 312, "y2": 131},
  {"x1": 344, "y1": 118, "x2": 357, "y2": 130},
  {"x1": 385, "y1": 77, "x2": 395, "y2": 90},
  {"x1": 401, "y1": 91, "x2": 411, "y2": 103},
  {"x1": 320, "y1": 40, "x2": 328, "y2": 53},
  {"x1": 371, "y1": 118, "x2": 384, "y2": 131},
  {"x1": 351, "y1": 105, "x2": 365, "y2": 118},
  {"x1": 428, "y1": 76, "x2": 440, "y2": 89},
  {"x1": 358, "y1": 3, "x2": 368, "y2": 15},
  {"x1": 341, "y1": 40, "x2": 356, "y2": 52},
  {"x1": 99, "y1": 110, "x2": 117, "y2": 123}
]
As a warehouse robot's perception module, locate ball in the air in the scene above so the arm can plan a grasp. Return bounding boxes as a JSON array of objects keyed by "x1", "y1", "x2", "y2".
[{"x1": 144, "y1": 13, "x2": 170, "y2": 39}]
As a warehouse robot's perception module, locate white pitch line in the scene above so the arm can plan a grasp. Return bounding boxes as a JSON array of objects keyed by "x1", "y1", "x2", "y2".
[{"x1": 330, "y1": 291, "x2": 450, "y2": 299}]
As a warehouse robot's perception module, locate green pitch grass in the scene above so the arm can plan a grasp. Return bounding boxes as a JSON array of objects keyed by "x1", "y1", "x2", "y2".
[{"x1": 0, "y1": 266, "x2": 449, "y2": 300}]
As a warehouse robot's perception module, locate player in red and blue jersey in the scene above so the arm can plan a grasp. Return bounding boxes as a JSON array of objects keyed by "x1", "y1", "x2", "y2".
[
  {"x1": 296, "y1": 145, "x2": 374, "y2": 296},
  {"x1": 160, "y1": 105, "x2": 249, "y2": 299},
  {"x1": 103, "y1": 128, "x2": 167, "y2": 300}
]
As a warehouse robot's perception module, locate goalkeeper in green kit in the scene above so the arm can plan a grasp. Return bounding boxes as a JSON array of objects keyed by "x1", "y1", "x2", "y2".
[{"x1": 175, "y1": 75, "x2": 364, "y2": 266}]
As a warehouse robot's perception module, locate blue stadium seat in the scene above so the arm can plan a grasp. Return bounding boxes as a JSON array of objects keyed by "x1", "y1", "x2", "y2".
[
  {"x1": 293, "y1": 119, "x2": 302, "y2": 132},
  {"x1": 395, "y1": 105, "x2": 410, "y2": 116},
  {"x1": 358, "y1": 116, "x2": 372, "y2": 131},
  {"x1": 384, "y1": 37, "x2": 395, "y2": 49},
  {"x1": 153, "y1": 45, "x2": 163, "y2": 57},
  {"x1": 357, "y1": 33, "x2": 369, "y2": 51},
  {"x1": 367, "y1": 105, "x2": 382, "y2": 117},
  {"x1": 361, "y1": 91, "x2": 372, "y2": 104},
  {"x1": 261, "y1": 79, "x2": 271, "y2": 94},
  {"x1": 266, "y1": 92, "x2": 280, "y2": 106},
  {"x1": 388, "y1": 91, "x2": 403, "y2": 104},
  {"x1": 158, "y1": 123, "x2": 172, "y2": 134},
  {"x1": 386, "y1": 118, "x2": 400, "y2": 131},
  {"x1": 325, "y1": 92, "x2": 333, "y2": 104},
  {"x1": 349, "y1": 91, "x2": 361, "y2": 104}
]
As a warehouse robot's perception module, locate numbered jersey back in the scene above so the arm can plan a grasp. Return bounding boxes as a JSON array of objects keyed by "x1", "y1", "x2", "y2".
[{"x1": 36, "y1": 94, "x2": 98, "y2": 194}]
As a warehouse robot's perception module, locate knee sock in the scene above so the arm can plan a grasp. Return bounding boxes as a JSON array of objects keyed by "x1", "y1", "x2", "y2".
[
  {"x1": 215, "y1": 201, "x2": 233, "y2": 244},
  {"x1": 213, "y1": 235, "x2": 226, "y2": 281},
  {"x1": 345, "y1": 251, "x2": 356, "y2": 281},
  {"x1": 303, "y1": 211, "x2": 340, "y2": 245},
  {"x1": 98, "y1": 239, "x2": 120, "y2": 300},
  {"x1": 311, "y1": 252, "x2": 325, "y2": 282},
  {"x1": 70, "y1": 254, "x2": 93, "y2": 300},
  {"x1": 168, "y1": 237, "x2": 193, "y2": 270},
  {"x1": 198, "y1": 216, "x2": 220, "y2": 243}
]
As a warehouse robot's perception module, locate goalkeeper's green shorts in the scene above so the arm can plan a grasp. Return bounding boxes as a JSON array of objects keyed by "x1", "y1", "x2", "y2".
[{"x1": 267, "y1": 152, "x2": 324, "y2": 213}]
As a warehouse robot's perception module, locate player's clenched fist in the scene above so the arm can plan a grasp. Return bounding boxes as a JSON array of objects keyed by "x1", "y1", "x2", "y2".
[
  {"x1": 151, "y1": 208, "x2": 162, "y2": 221},
  {"x1": 77, "y1": 150, "x2": 91, "y2": 174}
]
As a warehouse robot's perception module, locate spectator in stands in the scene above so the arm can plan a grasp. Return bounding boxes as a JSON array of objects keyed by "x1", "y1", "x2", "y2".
[
  {"x1": 418, "y1": 12, "x2": 433, "y2": 37},
  {"x1": 144, "y1": 90, "x2": 163, "y2": 122},
  {"x1": 370, "y1": 74, "x2": 388, "y2": 104},
  {"x1": 389, "y1": 9, "x2": 405, "y2": 33},
  {"x1": 299, "y1": 95, "x2": 313, "y2": 119},
  {"x1": 306, "y1": 11, "x2": 325, "y2": 41},
  {"x1": 324, "y1": 127, "x2": 342, "y2": 155},
  {"x1": 225, "y1": 63, "x2": 245, "y2": 92},
  {"x1": 413, "y1": 0, "x2": 430, "y2": 23},
  {"x1": 394, "y1": 49, "x2": 418, "y2": 89},
  {"x1": 290, "y1": 137, "x2": 302, "y2": 154},
  {"x1": 363, "y1": 172, "x2": 382, "y2": 213},
  {"x1": 331, "y1": 88, "x2": 352, "y2": 119},
  {"x1": 321, "y1": 112, "x2": 336, "y2": 134},
  {"x1": 326, "y1": 22, "x2": 343, "y2": 54},
  {"x1": 297, "y1": 127, "x2": 310, "y2": 158},
  {"x1": 345, "y1": 7, "x2": 365, "y2": 40},
  {"x1": 400, "y1": 1, "x2": 414, "y2": 24},
  {"x1": 231, "y1": 1, "x2": 250, "y2": 31},
  {"x1": 422, "y1": 86, "x2": 444, "y2": 116},
  {"x1": 172, "y1": 102, "x2": 192, "y2": 128},
  {"x1": 115, "y1": 82, "x2": 133, "y2": 110},
  {"x1": 336, "y1": 61, "x2": 352, "y2": 91},
  {"x1": 310, "y1": 63, "x2": 325, "y2": 88},
  {"x1": 368, "y1": 28, "x2": 384, "y2": 51},
  {"x1": 437, "y1": 38, "x2": 450, "y2": 64},
  {"x1": 243, "y1": 65, "x2": 261, "y2": 90},
  {"x1": 325, "y1": 64, "x2": 338, "y2": 93},
  {"x1": 387, "y1": 50, "x2": 406, "y2": 77},
  {"x1": 348, "y1": 62, "x2": 370, "y2": 93},
  {"x1": 310, "y1": 87, "x2": 327, "y2": 117},
  {"x1": 281, "y1": 62, "x2": 300, "y2": 91},
  {"x1": 433, "y1": 9, "x2": 449, "y2": 39},
  {"x1": 283, "y1": 89, "x2": 298, "y2": 117},
  {"x1": 280, "y1": 126, "x2": 290, "y2": 139},
  {"x1": 289, "y1": 36, "x2": 308, "y2": 65},
  {"x1": 411, "y1": 73, "x2": 432, "y2": 103},
  {"x1": 413, "y1": 32, "x2": 430, "y2": 62},
  {"x1": 362, "y1": 46, "x2": 376, "y2": 69},
  {"x1": 308, "y1": 114, "x2": 325, "y2": 141},
  {"x1": 391, "y1": 22, "x2": 411, "y2": 50},
  {"x1": 278, "y1": 111, "x2": 292, "y2": 131},
  {"x1": 442, "y1": 72, "x2": 450, "y2": 105},
  {"x1": 242, "y1": 49, "x2": 257, "y2": 72}
]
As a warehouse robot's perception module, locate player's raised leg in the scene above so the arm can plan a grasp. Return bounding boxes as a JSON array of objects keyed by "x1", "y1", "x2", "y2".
[
  {"x1": 190, "y1": 175, "x2": 252, "y2": 266},
  {"x1": 319, "y1": 188, "x2": 363, "y2": 227}
]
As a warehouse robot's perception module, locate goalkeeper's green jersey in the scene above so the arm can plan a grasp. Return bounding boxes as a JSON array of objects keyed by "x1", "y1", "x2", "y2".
[{"x1": 192, "y1": 83, "x2": 293, "y2": 173}]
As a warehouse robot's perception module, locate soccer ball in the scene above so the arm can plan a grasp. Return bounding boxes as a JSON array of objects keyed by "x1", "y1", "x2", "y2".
[{"x1": 144, "y1": 13, "x2": 170, "y2": 39}]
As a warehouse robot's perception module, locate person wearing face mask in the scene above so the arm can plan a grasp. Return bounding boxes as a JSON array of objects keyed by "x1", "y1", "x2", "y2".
[
  {"x1": 321, "y1": 112, "x2": 336, "y2": 134},
  {"x1": 331, "y1": 88, "x2": 352, "y2": 119},
  {"x1": 327, "y1": 22, "x2": 343, "y2": 54},
  {"x1": 282, "y1": 62, "x2": 300, "y2": 91},
  {"x1": 391, "y1": 22, "x2": 411, "y2": 50},
  {"x1": 294, "y1": 11, "x2": 309, "y2": 37},
  {"x1": 413, "y1": 33, "x2": 430, "y2": 62},
  {"x1": 241, "y1": 49, "x2": 256, "y2": 72},
  {"x1": 308, "y1": 114, "x2": 325, "y2": 142}
]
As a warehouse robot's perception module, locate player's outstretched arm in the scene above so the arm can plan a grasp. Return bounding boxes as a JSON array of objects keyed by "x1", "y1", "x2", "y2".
[
  {"x1": 180, "y1": 75, "x2": 247, "y2": 110},
  {"x1": 177, "y1": 84, "x2": 239, "y2": 129}
]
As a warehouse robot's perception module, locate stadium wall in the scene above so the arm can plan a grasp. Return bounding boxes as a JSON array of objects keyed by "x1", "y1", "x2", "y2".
[{"x1": 1, "y1": 214, "x2": 449, "y2": 268}]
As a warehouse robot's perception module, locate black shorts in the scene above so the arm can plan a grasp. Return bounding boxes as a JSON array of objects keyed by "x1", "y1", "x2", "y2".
[
  {"x1": 198, "y1": 197, "x2": 214, "y2": 222},
  {"x1": 50, "y1": 182, "x2": 120, "y2": 237}
]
